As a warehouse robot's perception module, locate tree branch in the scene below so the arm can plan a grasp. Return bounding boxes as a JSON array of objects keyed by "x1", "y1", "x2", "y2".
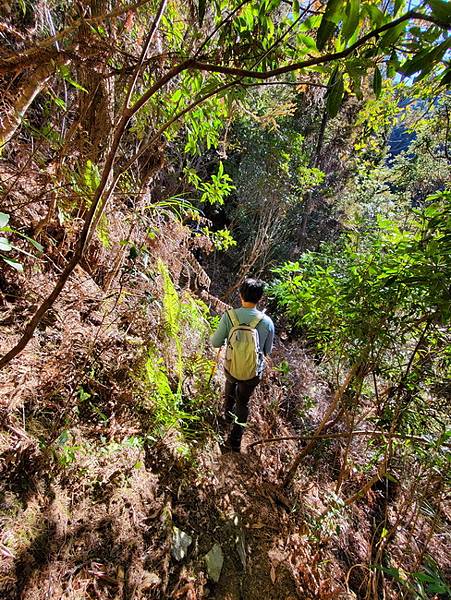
[
  {"x1": 281, "y1": 360, "x2": 364, "y2": 488},
  {"x1": 124, "y1": 0, "x2": 168, "y2": 109},
  {"x1": 247, "y1": 429, "x2": 445, "y2": 450},
  {"x1": 190, "y1": 11, "x2": 449, "y2": 80}
]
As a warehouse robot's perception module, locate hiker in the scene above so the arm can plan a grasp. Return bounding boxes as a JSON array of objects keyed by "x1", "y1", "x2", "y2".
[{"x1": 210, "y1": 278, "x2": 275, "y2": 452}]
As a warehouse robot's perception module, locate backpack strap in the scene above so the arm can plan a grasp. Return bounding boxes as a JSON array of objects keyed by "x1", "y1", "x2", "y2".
[
  {"x1": 249, "y1": 313, "x2": 263, "y2": 329},
  {"x1": 227, "y1": 308, "x2": 239, "y2": 328}
]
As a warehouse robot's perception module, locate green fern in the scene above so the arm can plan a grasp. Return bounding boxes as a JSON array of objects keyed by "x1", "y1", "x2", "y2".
[
  {"x1": 159, "y1": 259, "x2": 181, "y2": 338},
  {"x1": 139, "y1": 262, "x2": 220, "y2": 437},
  {"x1": 144, "y1": 348, "x2": 196, "y2": 431}
]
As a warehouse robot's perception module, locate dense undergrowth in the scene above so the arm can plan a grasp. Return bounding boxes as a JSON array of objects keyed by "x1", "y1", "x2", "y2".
[
  {"x1": 0, "y1": 207, "x2": 225, "y2": 598},
  {"x1": 270, "y1": 191, "x2": 451, "y2": 596},
  {"x1": 1, "y1": 0, "x2": 450, "y2": 599},
  {"x1": 1, "y1": 168, "x2": 449, "y2": 599}
]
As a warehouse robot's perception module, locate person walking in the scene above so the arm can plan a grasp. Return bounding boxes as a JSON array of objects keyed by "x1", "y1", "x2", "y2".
[{"x1": 210, "y1": 278, "x2": 275, "y2": 452}]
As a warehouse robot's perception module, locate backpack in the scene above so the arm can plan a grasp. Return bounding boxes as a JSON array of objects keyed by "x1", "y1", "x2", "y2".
[{"x1": 224, "y1": 309, "x2": 263, "y2": 380}]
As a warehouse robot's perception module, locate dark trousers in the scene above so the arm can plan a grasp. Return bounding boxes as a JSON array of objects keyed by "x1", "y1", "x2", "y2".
[{"x1": 224, "y1": 371, "x2": 261, "y2": 449}]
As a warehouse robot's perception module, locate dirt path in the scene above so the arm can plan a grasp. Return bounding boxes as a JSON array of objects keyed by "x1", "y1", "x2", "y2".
[
  {"x1": 165, "y1": 342, "x2": 333, "y2": 599},
  {"x1": 178, "y1": 446, "x2": 299, "y2": 600}
]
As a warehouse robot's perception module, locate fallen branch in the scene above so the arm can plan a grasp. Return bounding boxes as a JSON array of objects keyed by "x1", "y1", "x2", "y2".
[
  {"x1": 248, "y1": 429, "x2": 443, "y2": 450},
  {"x1": 281, "y1": 361, "x2": 363, "y2": 488}
]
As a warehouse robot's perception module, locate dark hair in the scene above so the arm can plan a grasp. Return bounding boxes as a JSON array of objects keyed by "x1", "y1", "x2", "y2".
[{"x1": 239, "y1": 278, "x2": 265, "y2": 304}]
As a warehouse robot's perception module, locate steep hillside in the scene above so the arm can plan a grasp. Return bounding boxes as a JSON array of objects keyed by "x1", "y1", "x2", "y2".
[
  {"x1": 1, "y1": 1, "x2": 450, "y2": 598},
  {"x1": 1, "y1": 163, "x2": 449, "y2": 600}
]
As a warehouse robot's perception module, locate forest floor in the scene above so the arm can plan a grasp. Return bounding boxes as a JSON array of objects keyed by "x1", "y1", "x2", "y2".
[
  {"x1": 1, "y1": 262, "x2": 447, "y2": 599},
  {"x1": 0, "y1": 271, "x2": 340, "y2": 600},
  {"x1": 1, "y1": 167, "x2": 448, "y2": 600},
  {"x1": 0, "y1": 293, "x2": 371, "y2": 600}
]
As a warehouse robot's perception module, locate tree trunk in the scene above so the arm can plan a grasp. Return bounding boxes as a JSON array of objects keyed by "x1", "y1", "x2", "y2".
[
  {"x1": 0, "y1": 59, "x2": 65, "y2": 149},
  {"x1": 76, "y1": 0, "x2": 115, "y2": 165},
  {"x1": 297, "y1": 106, "x2": 328, "y2": 249}
]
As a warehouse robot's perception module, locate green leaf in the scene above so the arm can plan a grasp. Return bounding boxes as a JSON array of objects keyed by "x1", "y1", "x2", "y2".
[
  {"x1": 385, "y1": 472, "x2": 399, "y2": 483},
  {"x1": 0, "y1": 237, "x2": 12, "y2": 252},
  {"x1": 1, "y1": 255, "x2": 24, "y2": 272},
  {"x1": 381, "y1": 566, "x2": 401, "y2": 580},
  {"x1": 373, "y1": 66, "x2": 382, "y2": 99},
  {"x1": 440, "y1": 67, "x2": 451, "y2": 86},
  {"x1": 57, "y1": 429, "x2": 70, "y2": 445},
  {"x1": 427, "y1": 583, "x2": 450, "y2": 594},
  {"x1": 49, "y1": 94, "x2": 67, "y2": 110},
  {"x1": 298, "y1": 34, "x2": 317, "y2": 50},
  {"x1": 413, "y1": 573, "x2": 438, "y2": 584},
  {"x1": 299, "y1": 14, "x2": 322, "y2": 32},
  {"x1": 428, "y1": 0, "x2": 451, "y2": 22},
  {"x1": 199, "y1": 0, "x2": 206, "y2": 26},
  {"x1": 0, "y1": 212, "x2": 10, "y2": 228},
  {"x1": 65, "y1": 75, "x2": 88, "y2": 93},
  {"x1": 342, "y1": 0, "x2": 360, "y2": 41},
  {"x1": 317, "y1": 0, "x2": 342, "y2": 50},
  {"x1": 59, "y1": 65, "x2": 88, "y2": 92},
  {"x1": 243, "y1": 7, "x2": 254, "y2": 29},
  {"x1": 380, "y1": 22, "x2": 405, "y2": 48},
  {"x1": 400, "y1": 49, "x2": 431, "y2": 77},
  {"x1": 400, "y1": 39, "x2": 450, "y2": 78},
  {"x1": 268, "y1": 0, "x2": 282, "y2": 10},
  {"x1": 18, "y1": 232, "x2": 44, "y2": 253},
  {"x1": 364, "y1": 4, "x2": 385, "y2": 27},
  {"x1": 386, "y1": 51, "x2": 399, "y2": 77},
  {"x1": 326, "y1": 68, "x2": 344, "y2": 118},
  {"x1": 394, "y1": 0, "x2": 404, "y2": 15},
  {"x1": 204, "y1": 543, "x2": 224, "y2": 583},
  {"x1": 83, "y1": 159, "x2": 101, "y2": 191},
  {"x1": 347, "y1": 64, "x2": 363, "y2": 99},
  {"x1": 171, "y1": 88, "x2": 183, "y2": 104}
]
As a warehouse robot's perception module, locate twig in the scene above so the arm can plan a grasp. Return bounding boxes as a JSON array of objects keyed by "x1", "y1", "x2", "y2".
[
  {"x1": 124, "y1": 0, "x2": 168, "y2": 109},
  {"x1": 248, "y1": 429, "x2": 446, "y2": 450}
]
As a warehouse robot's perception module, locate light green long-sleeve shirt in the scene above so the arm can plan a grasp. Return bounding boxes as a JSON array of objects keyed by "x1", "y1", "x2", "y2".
[{"x1": 210, "y1": 307, "x2": 275, "y2": 374}]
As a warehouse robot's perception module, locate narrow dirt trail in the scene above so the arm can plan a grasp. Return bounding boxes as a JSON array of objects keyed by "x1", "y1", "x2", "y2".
[
  {"x1": 163, "y1": 341, "x2": 337, "y2": 599},
  {"x1": 190, "y1": 447, "x2": 297, "y2": 599},
  {"x1": 168, "y1": 447, "x2": 300, "y2": 599}
]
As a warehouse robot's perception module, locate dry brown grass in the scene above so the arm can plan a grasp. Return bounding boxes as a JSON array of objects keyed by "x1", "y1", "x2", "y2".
[{"x1": 1, "y1": 163, "x2": 449, "y2": 600}]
